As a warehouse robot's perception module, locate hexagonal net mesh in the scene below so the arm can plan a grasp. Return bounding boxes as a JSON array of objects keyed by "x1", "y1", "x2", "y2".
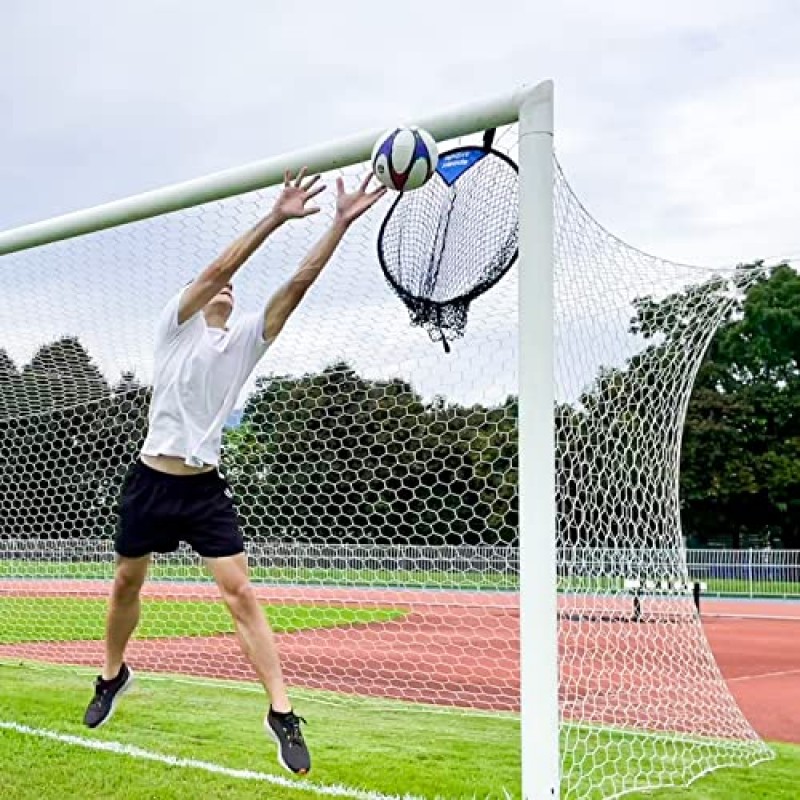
[{"x1": 0, "y1": 124, "x2": 771, "y2": 798}]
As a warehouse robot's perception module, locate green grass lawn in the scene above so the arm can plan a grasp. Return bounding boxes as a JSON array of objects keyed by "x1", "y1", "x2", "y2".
[
  {"x1": 694, "y1": 579, "x2": 800, "y2": 599},
  {"x1": 5, "y1": 559, "x2": 800, "y2": 598},
  {"x1": 0, "y1": 663, "x2": 520, "y2": 800},
  {"x1": 559, "y1": 575, "x2": 800, "y2": 599},
  {"x1": 0, "y1": 662, "x2": 796, "y2": 799},
  {"x1": 0, "y1": 597, "x2": 406, "y2": 644},
  {"x1": 0, "y1": 558, "x2": 518, "y2": 590}
]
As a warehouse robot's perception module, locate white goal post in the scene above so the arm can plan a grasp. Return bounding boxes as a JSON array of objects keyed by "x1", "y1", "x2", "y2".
[{"x1": 518, "y1": 82, "x2": 559, "y2": 799}]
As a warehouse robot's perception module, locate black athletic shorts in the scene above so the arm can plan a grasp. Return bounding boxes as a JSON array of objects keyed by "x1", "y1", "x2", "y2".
[{"x1": 115, "y1": 461, "x2": 244, "y2": 559}]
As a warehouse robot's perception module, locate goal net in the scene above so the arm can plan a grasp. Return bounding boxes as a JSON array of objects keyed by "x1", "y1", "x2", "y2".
[{"x1": 0, "y1": 107, "x2": 772, "y2": 798}]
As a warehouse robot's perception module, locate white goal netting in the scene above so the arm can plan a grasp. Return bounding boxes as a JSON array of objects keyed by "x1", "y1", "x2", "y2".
[{"x1": 0, "y1": 124, "x2": 772, "y2": 798}]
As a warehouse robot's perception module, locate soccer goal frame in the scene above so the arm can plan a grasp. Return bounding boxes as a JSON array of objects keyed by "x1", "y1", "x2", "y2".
[{"x1": 0, "y1": 80, "x2": 558, "y2": 799}]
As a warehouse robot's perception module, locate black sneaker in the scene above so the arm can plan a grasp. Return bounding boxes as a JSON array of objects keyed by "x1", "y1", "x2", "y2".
[
  {"x1": 265, "y1": 708, "x2": 310, "y2": 775},
  {"x1": 83, "y1": 663, "x2": 134, "y2": 729}
]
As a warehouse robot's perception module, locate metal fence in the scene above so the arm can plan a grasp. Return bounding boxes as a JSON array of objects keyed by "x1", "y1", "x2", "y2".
[
  {"x1": 0, "y1": 539, "x2": 520, "y2": 589},
  {"x1": 558, "y1": 547, "x2": 800, "y2": 599},
  {"x1": 0, "y1": 538, "x2": 516, "y2": 572},
  {"x1": 686, "y1": 548, "x2": 800, "y2": 598}
]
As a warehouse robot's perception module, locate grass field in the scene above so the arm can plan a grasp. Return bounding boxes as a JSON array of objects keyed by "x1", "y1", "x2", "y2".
[
  {"x1": 0, "y1": 597, "x2": 406, "y2": 643},
  {"x1": 4, "y1": 558, "x2": 800, "y2": 598},
  {"x1": 1, "y1": 572, "x2": 797, "y2": 797},
  {"x1": 0, "y1": 558, "x2": 518, "y2": 590},
  {"x1": 1, "y1": 663, "x2": 521, "y2": 799},
  {"x1": 0, "y1": 663, "x2": 797, "y2": 799}
]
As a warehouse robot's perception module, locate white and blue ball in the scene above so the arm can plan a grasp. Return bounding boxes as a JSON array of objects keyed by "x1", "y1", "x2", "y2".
[{"x1": 371, "y1": 126, "x2": 438, "y2": 192}]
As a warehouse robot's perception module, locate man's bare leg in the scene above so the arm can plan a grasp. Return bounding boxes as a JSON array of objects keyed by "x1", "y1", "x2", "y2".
[
  {"x1": 103, "y1": 554, "x2": 151, "y2": 680},
  {"x1": 83, "y1": 554, "x2": 149, "y2": 728},
  {"x1": 205, "y1": 553, "x2": 291, "y2": 712}
]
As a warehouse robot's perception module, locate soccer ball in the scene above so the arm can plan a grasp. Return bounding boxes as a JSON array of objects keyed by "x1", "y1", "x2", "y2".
[{"x1": 371, "y1": 126, "x2": 438, "y2": 192}]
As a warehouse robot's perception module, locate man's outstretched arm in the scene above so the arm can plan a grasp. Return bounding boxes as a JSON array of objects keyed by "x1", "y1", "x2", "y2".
[
  {"x1": 263, "y1": 174, "x2": 386, "y2": 343},
  {"x1": 177, "y1": 168, "x2": 325, "y2": 325}
]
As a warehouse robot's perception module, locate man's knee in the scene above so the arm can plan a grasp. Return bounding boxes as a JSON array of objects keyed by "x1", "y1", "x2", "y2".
[
  {"x1": 113, "y1": 558, "x2": 148, "y2": 602},
  {"x1": 220, "y1": 579, "x2": 257, "y2": 619}
]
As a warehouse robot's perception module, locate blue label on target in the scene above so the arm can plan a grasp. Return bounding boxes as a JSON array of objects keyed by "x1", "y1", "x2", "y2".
[{"x1": 436, "y1": 148, "x2": 487, "y2": 186}]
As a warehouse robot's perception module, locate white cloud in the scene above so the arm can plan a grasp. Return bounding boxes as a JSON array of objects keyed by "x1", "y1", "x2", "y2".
[
  {"x1": 4, "y1": 0, "x2": 798, "y2": 260},
  {"x1": 544, "y1": 1, "x2": 800, "y2": 265},
  {"x1": 643, "y1": 72, "x2": 800, "y2": 264},
  {"x1": 1, "y1": 0, "x2": 799, "y2": 411}
]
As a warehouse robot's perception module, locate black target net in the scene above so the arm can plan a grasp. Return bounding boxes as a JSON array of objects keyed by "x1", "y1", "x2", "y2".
[{"x1": 377, "y1": 132, "x2": 519, "y2": 351}]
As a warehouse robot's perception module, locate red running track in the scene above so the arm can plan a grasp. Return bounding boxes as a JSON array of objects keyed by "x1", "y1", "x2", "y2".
[
  {"x1": 702, "y1": 599, "x2": 800, "y2": 745},
  {"x1": 1, "y1": 581, "x2": 798, "y2": 744}
]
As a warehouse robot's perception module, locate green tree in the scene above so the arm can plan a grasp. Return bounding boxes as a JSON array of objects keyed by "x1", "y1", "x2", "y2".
[
  {"x1": 572, "y1": 263, "x2": 800, "y2": 549},
  {"x1": 227, "y1": 363, "x2": 518, "y2": 546},
  {"x1": 0, "y1": 338, "x2": 150, "y2": 540},
  {"x1": 0, "y1": 348, "x2": 25, "y2": 420},
  {"x1": 680, "y1": 264, "x2": 800, "y2": 547}
]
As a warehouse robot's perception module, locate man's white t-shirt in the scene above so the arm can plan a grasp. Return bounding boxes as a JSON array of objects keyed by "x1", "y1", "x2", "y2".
[{"x1": 141, "y1": 288, "x2": 271, "y2": 468}]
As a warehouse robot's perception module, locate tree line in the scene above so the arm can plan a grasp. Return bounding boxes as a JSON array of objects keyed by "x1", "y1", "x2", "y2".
[{"x1": 0, "y1": 263, "x2": 797, "y2": 547}]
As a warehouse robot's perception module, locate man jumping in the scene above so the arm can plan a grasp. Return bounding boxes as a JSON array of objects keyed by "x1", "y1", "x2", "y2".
[{"x1": 82, "y1": 168, "x2": 387, "y2": 775}]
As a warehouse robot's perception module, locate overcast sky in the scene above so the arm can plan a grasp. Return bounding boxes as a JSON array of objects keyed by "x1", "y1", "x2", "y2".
[
  {"x1": 1, "y1": 0, "x2": 799, "y2": 412},
  {"x1": 3, "y1": 0, "x2": 799, "y2": 267}
]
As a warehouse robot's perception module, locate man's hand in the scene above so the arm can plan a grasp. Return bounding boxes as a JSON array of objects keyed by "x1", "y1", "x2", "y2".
[
  {"x1": 272, "y1": 168, "x2": 326, "y2": 223},
  {"x1": 261, "y1": 173, "x2": 387, "y2": 343},
  {"x1": 334, "y1": 174, "x2": 388, "y2": 227}
]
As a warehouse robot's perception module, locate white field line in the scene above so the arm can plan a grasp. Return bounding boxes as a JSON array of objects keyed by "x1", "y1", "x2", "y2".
[
  {"x1": 703, "y1": 612, "x2": 800, "y2": 622},
  {"x1": 0, "y1": 720, "x2": 424, "y2": 800},
  {"x1": 729, "y1": 668, "x2": 800, "y2": 683}
]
